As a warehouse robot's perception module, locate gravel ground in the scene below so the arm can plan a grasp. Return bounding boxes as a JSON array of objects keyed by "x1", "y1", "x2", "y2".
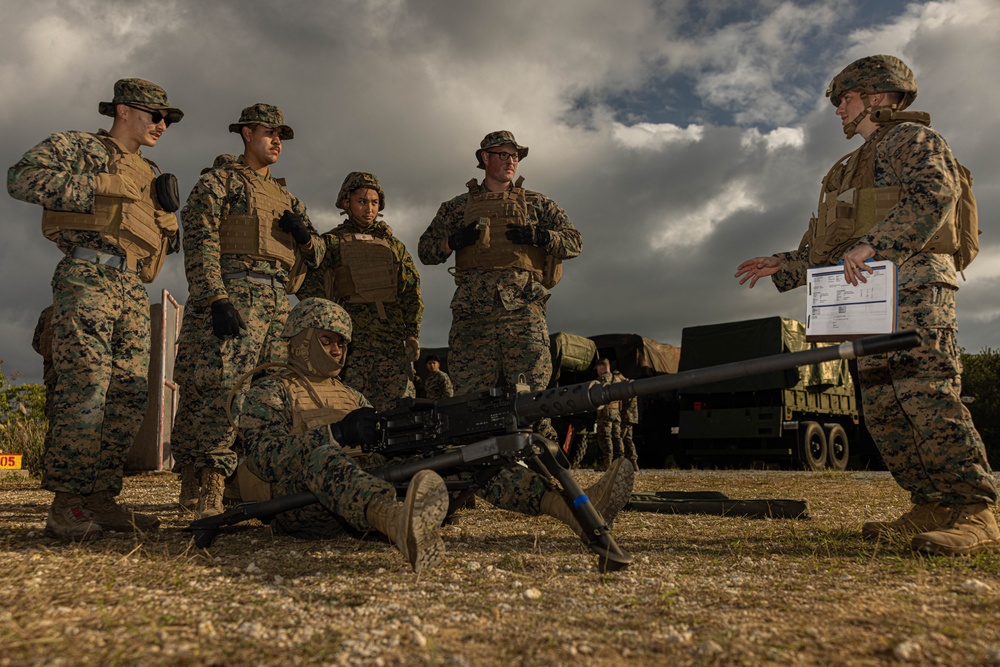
[{"x1": 3, "y1": 468, "x2": 1000, "y2": 666}]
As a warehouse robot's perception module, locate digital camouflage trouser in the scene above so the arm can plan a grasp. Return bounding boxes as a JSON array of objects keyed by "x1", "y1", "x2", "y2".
[
  {"x1": 171, "y1": 279, "x2": 290, "y2": 477},
  {"x1": 245, "y1": 427, "x2": 396, "y2": 539},
  {"x1": 43, "y1": 258, "x2": 149, "y2": 495},
  {"x1": 858, "y1": 284, "x2": 996, "y2": 507},
  {"x1": 344, "y1": 346, "x2": 415, "y2": 412},
  {"x1": 448, "y1": 301, "x2": 552, "y2": 395},
  {"x1": 596, "y1": 411, "x2": 623, "y2": 464}
]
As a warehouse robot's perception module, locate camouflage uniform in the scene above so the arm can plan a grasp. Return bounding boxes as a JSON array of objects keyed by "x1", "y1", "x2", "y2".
[
  {"x1": 241, "y1": 298, "x2": 448, "y2": 572},
  {"x1": 31, "y1": 305, "x2": 56, "y2": 424},
  {"x1": 595, "y1": 371, "x2": 624, "y2": 465},
  {"x1": 7, "y1": 79, "x2": 182, "y2": 501},
  {"x1": 242, "y1": 374, "x2": 394, "y2": 537},
  {"x1": 418, "y1": 130, "x2": 582, "y2": 515},
  {"x1": 418, "y1": 132, "x2": 581, "y2": 395},
  {"x1": 171, "y1": 105, "x2": 325, "y2": 480},
  {"x1": 769, "y1": 57, "x2": 996, "y2": 510},
  {"x1": 424, "y1": 369, "x2": 454, "y2": 399},
  {"x1": 298, "y1": 172, "x2": 423, "y2": 412},
  {"x1": 618, "y1": 372, "x2": 640, "y2": 466}
]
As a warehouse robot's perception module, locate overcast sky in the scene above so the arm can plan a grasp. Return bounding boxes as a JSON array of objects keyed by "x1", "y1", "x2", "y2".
[{"x1": 2, "y1": 0, "x2": 998, "y2": 386}]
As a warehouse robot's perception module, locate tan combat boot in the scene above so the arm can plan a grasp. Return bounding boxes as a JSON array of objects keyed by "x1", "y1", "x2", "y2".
[
  {"x1": 84, "y1": 490, "x2": 161, "y2": 532},
  {"x1": 178, "y1": 465, "x2": 200, "y2": 511},
  {"x1": 911, "y1": 503, "x2": 1000, "y2": 556},
  {"x1": 540, "y1": 458, "x2": 636, "y2": 539},
  {"x1": 196, "y1": 468, "x2": 226, "y2": 519},
  {"x1": 46, "y1": 492, "x2": 102, "y2": 541},
  {"x1": 365, "y1": 470, "x2": 449, "y2": 573},
  {"x1": 861, "y1": 501, "x2": 954, "y2": 540}
]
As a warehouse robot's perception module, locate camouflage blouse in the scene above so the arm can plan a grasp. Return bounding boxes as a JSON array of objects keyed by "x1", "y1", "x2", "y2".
[
  {"x1": 773, "y1": 122, "x2": 961, "y2": 294},
  {"x1": 297, "y1": 217, "x2": 423, "y2": 353},
  {"x1": 418, "y1": 180, "x2": 581, "y2": 314},
  {"x1": 8, "y1": 129, "x2": 154, "y2": 257},
  {"x1": 181, "y1": 154, "x2": 325, "y2": 303}
]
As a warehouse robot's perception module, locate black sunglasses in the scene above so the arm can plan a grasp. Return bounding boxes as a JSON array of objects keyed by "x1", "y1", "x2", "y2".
[{"x1": 124, "y1": 103, "x2": 174, "y2": 127}]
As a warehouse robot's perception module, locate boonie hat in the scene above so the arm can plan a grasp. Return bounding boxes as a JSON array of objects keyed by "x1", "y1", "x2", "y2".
[
  {"x1": 476, "y1": 130, "x2": 528, "y2": 169},
  {"x1": 229, "y1": 103, "x2": 294, "y2": 140},
  {"x1": 98, "y1": 78, "x2": 184, "y2": 124}
]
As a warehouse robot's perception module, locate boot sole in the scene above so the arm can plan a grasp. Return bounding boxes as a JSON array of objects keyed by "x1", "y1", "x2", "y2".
[
  {"x1": 861, "y1": 524, "x2": 921, "y2": 541},
  {"x1": 404, "y1": 470, "x2": 449, "y2": 573},
  {"x1": 595, "y1": 459, "x2": 636, "y2": 529},
  {"x1": 92, "y1": 518, "x2": 161, "y2": 533},
  {"x1": 911, "y1": 535, "x2": 1000, "y2": 556},
  {"x1": 45, "y1": 523, "x2": 102, "y2": 541}
]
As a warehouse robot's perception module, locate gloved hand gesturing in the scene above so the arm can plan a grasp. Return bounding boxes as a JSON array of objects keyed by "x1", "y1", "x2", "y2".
[
  {"x1": 448, "y1": 222, "x2": 481, "y2": 252},
  {"x1": 278, "y1": 210, "x2": 312, "y2": 246},
  {"x1": 505, "y1": 224, "x2": 549, "y2": 247},
  {"x1": 94, "y1": 173, "x2": 141, "y2": 201},
  {"x1": 330, "y1": 407, "x2": 379, "y2": 447},
  {"x1": 210, "y1": 298, "x2": 247, "y2": 339}
]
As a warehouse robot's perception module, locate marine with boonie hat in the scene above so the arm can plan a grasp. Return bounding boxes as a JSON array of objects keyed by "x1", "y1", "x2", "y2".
[
  {"x1": 7, "y1": 77, "x2": 185, "y2": 541},
  {"x1": 297, "y1": 170, "x2": 424, "y2": 411},
  {"x1": 170, "y1": 102, "x2": 326, "y2": 518},
  {"x1": 416, "y1": 132, "x2": 635, "y2": 540},
  {"x1": 418, "y1": 129, "x2": 579, "y2": 397}
]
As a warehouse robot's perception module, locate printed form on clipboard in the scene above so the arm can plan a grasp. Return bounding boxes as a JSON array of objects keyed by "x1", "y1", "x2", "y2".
[{"x1": 805, "y1": 259, "x2": 898, "y2": 342}]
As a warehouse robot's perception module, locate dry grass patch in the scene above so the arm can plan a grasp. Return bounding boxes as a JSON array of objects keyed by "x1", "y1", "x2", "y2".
[{"x1": 3, "y1": 469, "x2": 1000, "y2": 666}]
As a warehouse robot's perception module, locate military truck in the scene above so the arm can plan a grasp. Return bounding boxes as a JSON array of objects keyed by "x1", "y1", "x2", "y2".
[{"x1": 671, "y1": 316, "x2": 859, "y2": 470}]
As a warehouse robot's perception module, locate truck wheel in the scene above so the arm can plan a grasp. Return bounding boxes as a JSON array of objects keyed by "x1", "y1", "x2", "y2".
[
  {"x1": 799, "y1": 422, "x2": 827, "y2": 471},
  {"x1": 826, "y1": 424, "x2": 849, "y2": 471}
]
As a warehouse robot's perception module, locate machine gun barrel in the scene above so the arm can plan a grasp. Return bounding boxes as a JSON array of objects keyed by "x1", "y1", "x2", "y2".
[{"x1": 515, "y1": 330, "x2": 921, "y2": 424}]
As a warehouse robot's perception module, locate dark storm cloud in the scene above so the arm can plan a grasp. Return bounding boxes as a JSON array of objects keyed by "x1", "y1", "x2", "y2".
[{"x1": 1, "y1": 0, "x2": 997, "y2": 387}]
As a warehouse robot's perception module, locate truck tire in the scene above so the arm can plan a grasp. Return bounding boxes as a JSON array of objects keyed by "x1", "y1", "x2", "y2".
[
  {"x1": 568, "y1": 432, "x2": 589, "y2": 469},
  {"x1": 799, "y1": 421, "x2": 827, "y2": 471},
  {"x1": 826, "y1": 424, "x2": 849, "y2": 471}
]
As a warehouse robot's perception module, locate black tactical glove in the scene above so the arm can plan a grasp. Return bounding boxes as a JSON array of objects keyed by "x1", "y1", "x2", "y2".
[
  {"x1": 329, "y1": 407, "x2": 378, "y2": 447},
  {"x1": 210, "y1": 298, "x2": 247, "y2": 339},
  {"x1": 505, "y1": 223, "x2": 550, "y2": 247},
  {"x1": 278, "y1": 210, "x2": 312, "y2": 246},
  {"x1": 448, "y1": 222, "x2": 481, "y2": 251}
]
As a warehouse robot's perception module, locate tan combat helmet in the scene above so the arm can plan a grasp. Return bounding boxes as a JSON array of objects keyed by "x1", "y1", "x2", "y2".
[
  {"x1": 826, "y1": 54, "x2": 918, "y2": 109},
  {"x1": 826, "y1": 55, "x2": 918, "y2": 139},
  {"x1": 281, "y1": 298, "x2": 352, "y2": 342},
  {"x1": 476, "y1": 130, "x2": 528, "y2": 169},
  {"x1": 98, "y1": 78, "x2": 184, "y2": 124},
  {"x1": 229, "y1": 103, "x2": 294, "y2": 140},
  {"x1": 336, "y1": 171, "x2": 385, "y2": 212}
]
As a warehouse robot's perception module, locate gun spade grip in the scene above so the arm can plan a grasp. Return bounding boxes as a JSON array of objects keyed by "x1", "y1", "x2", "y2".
[{"x1": 851, "y1": 330, "x2": 922, "y2": 357}]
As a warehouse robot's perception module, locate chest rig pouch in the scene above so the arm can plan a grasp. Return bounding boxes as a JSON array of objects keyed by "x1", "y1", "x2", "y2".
[
  {"x1": 455, "y1": 177, "x2": 554, "y2": 284},
  {"x1": 326, "y1": 232, "x2": 398, "y2": 320},
  {"x1": 41, "y1": 134, "x2": 170, "y2": 282},
  {"x1": 218, "y1": 165, "x2": 300, "y2": 283}
]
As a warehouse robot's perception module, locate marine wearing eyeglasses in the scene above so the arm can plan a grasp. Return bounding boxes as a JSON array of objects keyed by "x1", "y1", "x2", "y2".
[
  {"x1": 7, "y1": 77, "x2": 184, "y2": 540},
  {"x1": 415, "y1": 130, "x2": 631, "y2": 535}
]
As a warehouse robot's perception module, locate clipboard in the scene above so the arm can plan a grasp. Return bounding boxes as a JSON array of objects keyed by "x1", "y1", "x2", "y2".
[{"x1": 805, "y1": 259, "x2": 897, "y2": 342}]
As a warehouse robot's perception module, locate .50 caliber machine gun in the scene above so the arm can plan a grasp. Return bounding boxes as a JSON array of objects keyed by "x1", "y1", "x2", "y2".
[{"x1": 188, "y1": 330, "x2": 921, "y2": 571}]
